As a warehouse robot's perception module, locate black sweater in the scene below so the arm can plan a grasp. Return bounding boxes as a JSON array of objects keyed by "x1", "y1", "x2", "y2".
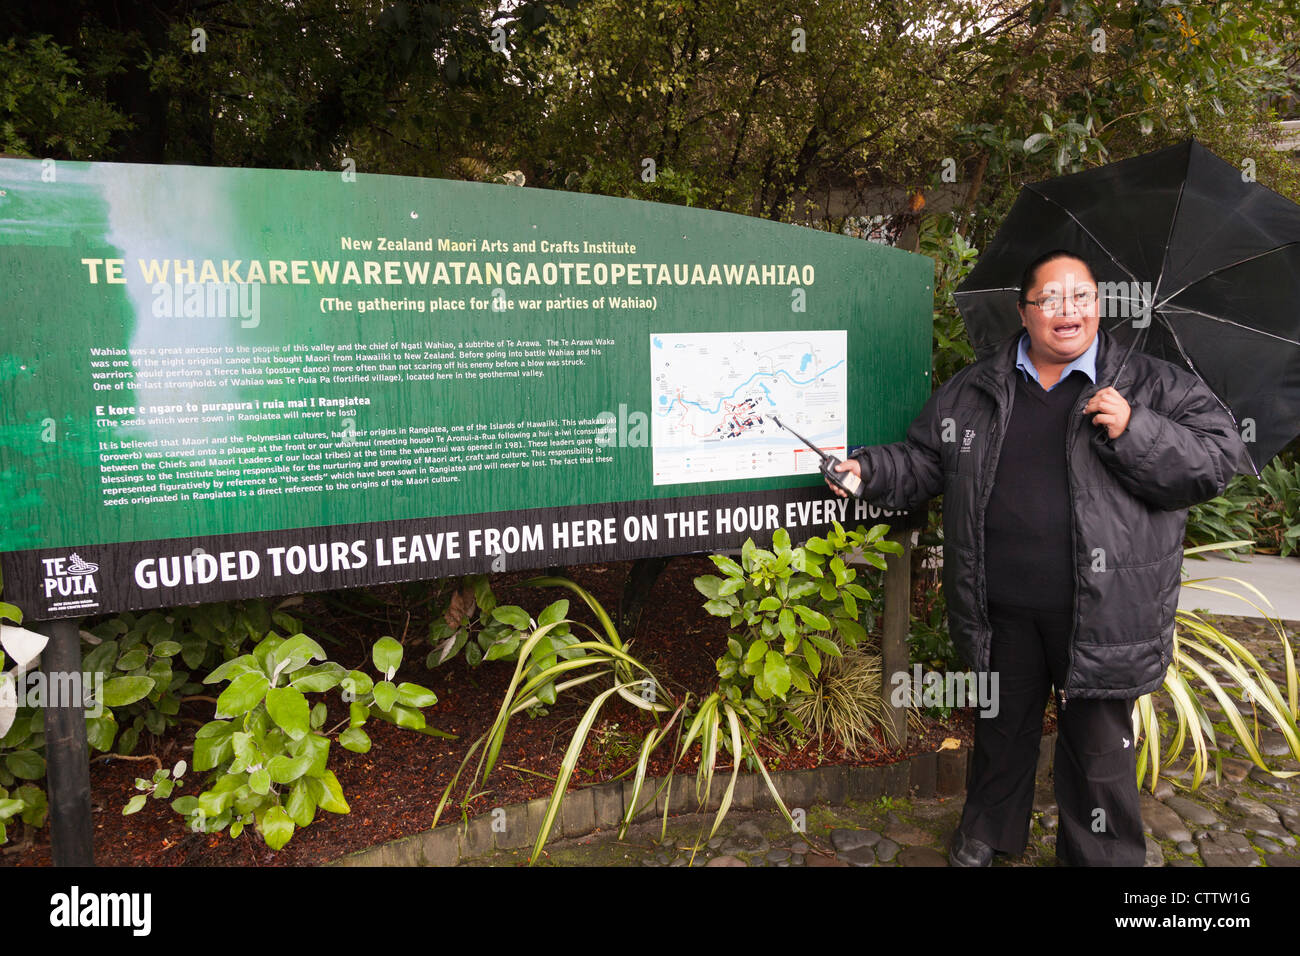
[{"x1": 983, "y1": 370, "x2": 1088, "y2": 611}]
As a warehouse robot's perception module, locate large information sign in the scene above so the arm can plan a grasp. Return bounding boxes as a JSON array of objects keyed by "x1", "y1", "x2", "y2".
[{"x1": 0, "y1": 159, "x2": 931, "y2": 620}]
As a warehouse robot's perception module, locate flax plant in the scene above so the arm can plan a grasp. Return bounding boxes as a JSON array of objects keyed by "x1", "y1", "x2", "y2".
[
  {"x1": 1134, "y1": 542, "x2": 1300, "y2": 791},
  {"x1": 431, "y1": 576, "x2": 791, "y2": 865}
]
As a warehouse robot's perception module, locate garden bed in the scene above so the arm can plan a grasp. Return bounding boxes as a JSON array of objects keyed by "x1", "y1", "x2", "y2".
[{"x1": 3, "y1": 555, "x2": 979, "y2": 867}]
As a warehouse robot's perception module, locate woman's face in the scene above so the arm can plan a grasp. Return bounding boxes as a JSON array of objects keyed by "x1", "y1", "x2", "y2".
[{"x1": 1017, "y1": 256, "x2": 1099, "y2": 363}]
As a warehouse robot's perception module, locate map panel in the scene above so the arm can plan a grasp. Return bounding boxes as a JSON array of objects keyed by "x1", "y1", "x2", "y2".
[{"x1": 651, "y1": 330, "x2": 847, "y2": 485}]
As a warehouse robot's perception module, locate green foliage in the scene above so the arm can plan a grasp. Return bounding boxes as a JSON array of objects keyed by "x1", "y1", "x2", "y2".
[
  {"x1": 1184, "y1": 474, "x2": 1259, "y2": 557},
  {"x1": 427, "y1": 574, "x2": 589, "y2": 716},
  {"x1": 0, "y1": 35, "x2": 131, "y2": 158},
  {"x1": 123, "y1": 760, "x2": 187, "y2": 816},
  {"x1": 433, "y1": 577, "x2": 798, "y2": 864},
  {"x1": 181, "y1": 634, "x2": 439, "y2": 850},
  {"x1": 1249, "y1": 457, "x2": 1300, "y2": 558},
  {"x1": 80, "y1": 599, "x2": 304, "y2": 757},
  {"x1": 918, "y1": 213, "x2": 979, "y2": 386},
  {"x1": 696, "y1": 523, "x2": 900, "y2": 735},
  {"x1": 1184, "y1": 456, "x2": 1300, "y2": 558}
]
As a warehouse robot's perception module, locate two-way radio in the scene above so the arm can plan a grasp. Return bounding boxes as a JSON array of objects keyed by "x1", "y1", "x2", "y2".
[{"x1": 769, "y1": 414, "x2": 863, "y2": 498}]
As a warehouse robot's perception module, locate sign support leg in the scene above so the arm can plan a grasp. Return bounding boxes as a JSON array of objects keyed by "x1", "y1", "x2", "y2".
[
  {"x1": 34, "y1": 618, "x2": 95, "y2": 866},
  {"x1": 881, "y1": 528, "x2": 913, "y2": 749}
]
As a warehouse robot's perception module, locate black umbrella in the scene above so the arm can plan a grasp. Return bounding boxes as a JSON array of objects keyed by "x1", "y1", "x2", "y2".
[{"x1": 953, "y1": 138, "x2": 1300, "y2": 473}]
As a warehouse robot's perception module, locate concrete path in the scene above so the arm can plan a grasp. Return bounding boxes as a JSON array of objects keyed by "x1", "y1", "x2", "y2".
[{"x1": 1179, "y1": 553, "x2": 1300, "y2": 621}]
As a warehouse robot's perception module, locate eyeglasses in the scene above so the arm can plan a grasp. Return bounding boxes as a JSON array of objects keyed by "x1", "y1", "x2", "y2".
[{"x1": 1023, "y1": 289, "x2": 1097, "y2": 315}]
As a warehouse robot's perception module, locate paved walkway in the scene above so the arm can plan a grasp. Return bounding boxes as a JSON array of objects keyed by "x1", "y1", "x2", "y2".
[{"x1": 1178, "y1": 552, "x2": 1300, "y2": 621}]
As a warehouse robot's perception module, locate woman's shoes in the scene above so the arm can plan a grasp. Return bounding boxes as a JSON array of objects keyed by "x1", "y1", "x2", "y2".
[{"x1": 948, "y1": 829, "x2": 995, "y2": 867}]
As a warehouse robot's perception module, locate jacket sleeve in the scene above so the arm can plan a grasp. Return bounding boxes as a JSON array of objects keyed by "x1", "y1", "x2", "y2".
[
  {"x1": 1091, "y1": 375, "x2": 1252, "y2": 511},
  {"x1": 851, "y1": 383, "x2": 947, "y2": 513}
]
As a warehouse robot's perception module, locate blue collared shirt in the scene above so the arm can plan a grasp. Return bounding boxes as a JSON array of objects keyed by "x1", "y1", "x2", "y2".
[{"x1": 1015, "y1": 331, "x2": 1098, "y2": 391}]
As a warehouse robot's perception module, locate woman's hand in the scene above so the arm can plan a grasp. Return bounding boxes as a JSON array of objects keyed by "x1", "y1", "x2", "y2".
[
  {"x1": 826, "y1": 458, "x2": 863, "y2": 498},
  {"x1": 1084, "y1": 387, "x2": 1132, "y2": 439}
]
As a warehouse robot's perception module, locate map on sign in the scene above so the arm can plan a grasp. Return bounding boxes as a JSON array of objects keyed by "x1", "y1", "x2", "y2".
[{"x1": 650, "y1": 330, "x2": 848, "y2": 486}]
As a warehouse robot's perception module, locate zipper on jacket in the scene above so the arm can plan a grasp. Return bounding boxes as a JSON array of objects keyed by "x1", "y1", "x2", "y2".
[
  {"x1": 1060, "y1": 384, "x2": 1100, "y2": 712},
  {"x1": 973, "y1": 373, "x2": 1010, "y2": 674}
]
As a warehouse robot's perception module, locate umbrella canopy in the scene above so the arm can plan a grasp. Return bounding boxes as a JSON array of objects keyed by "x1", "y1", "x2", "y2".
[{"x1": 954, "y1": 138, "x2": 1300, "y2": 472}]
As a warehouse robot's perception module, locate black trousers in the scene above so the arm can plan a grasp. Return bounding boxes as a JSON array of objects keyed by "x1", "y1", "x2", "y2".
[{"x1": 957, "y1": 603, "x2": 1146, "y2": 866}]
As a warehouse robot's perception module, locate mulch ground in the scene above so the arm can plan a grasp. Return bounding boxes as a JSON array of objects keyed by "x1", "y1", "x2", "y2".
[{"x1": 4, "y1": 556, "x2": 979, "y2": 867}]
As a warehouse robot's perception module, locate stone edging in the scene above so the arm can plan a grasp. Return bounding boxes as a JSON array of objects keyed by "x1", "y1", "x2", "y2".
[{"x1": 332, "y1": 739, "x2": 1003, "y2": 867}]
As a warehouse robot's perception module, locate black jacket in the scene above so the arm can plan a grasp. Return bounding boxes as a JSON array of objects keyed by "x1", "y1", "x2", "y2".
[{"x1": 853, "y1": 327, "x2": 1252, "y2": 701}]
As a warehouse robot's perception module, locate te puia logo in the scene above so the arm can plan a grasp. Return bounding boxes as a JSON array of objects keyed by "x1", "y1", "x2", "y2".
[{"x1": 41, "y1": 552, "x2": 100, "y2": 599}]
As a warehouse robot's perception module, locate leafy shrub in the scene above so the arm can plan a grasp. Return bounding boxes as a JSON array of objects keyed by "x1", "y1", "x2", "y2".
[
  {"x1": 1184, "y1": 473, "x2": 1258, "y2": 556},
  {"x1": 1250, "y1": 457, "x2": 1300, "y2": 557},
  {"x1": 177, "y1": 633, "x2": 439, "y2": 849},
  {"x1": 695, "y1": 523, "x2": 901, "y2": 735}
]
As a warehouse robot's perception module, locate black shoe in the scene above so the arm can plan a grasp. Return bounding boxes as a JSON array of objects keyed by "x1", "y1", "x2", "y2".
[{"x1": 948, "y1": 829, "x2": 995, "y2": 867}]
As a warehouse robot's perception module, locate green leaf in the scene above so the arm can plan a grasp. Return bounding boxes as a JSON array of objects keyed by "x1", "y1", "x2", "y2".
[
  {"x1": 265, "y1": 687, "x2": 310, "y2": 740},
  {"x1": 274, "y1": 634, "x2": 326, "y2": 673},
  {"x1": 290, "y1": 663, "x2": 344, "y2": 693},
  {"x1": 778, "y1": 608, "x2": 798, "y2": 643},
  {"x1": 203, "y1": 654, "x2": 258, "y2": 685},
  {"x1": 792, "y1": 605, "x2": 831, "y2": 630},
  {"x1": 267, "y1": 753, "x2": 314, "y2": 785},
  {"x1": 215, "y1": 672, "x2": 270, "y2": 718},
  {"x1": 806, "y1": 632, "x2": 843, "y2": 657},
  {"x1": 192, "y1": 721, "x2": 235, "y2": 771},
  {"x1": 373, "y1": 680, "x2": 399, "y2": 712},
  {"x1": 711, "y1": 554, "x2": 744, "y2": 578},
  {"x1": 389, "y1": 703, "x2": 426, "y2": 731},
  {"x1": 115, "y1": 647, "x2": 148, "y2": 671},
  {"x1": 537, "y1": 599, "x2": 569, "y2": 628},
  {"x1": 100, "y1": 676, "x2": 156, "y2": 708},
  {"x1": 170, "y1": 795, "x2": 199, "y2": 816},
  {"x1": 85, "y1": 715, "x2": 118, "y2": 752},
  {"x1": 249, "y1": 768, "x2": 271, "y2": 795},
  {"x1": 693, "y1": 575, "x2": 724, "y2": 599},
  {"x1": 123, "y1": 794, "x2": 148, "y2": 815},
  {"x1": 371, "y1": 636, "x2": 404, "y2": 677},
  {"x1": 772, "y1": 528, "x2": 791, "y2": 552},
  {"x1": 396, "y1": 682, "x2": 437, "y2": 708},
  {"x1": 5, "y1": 750, "x2": 45, "y2": 779},
  {"x1": 285, "y1": 779, "x2": 317, "y2": 827},
  {"x1": 802, "y1": 641, "x2": 822, "y2": 678},
  {"x1": 703, "y1": 599, "x2": 735, "y2": 617},
  {"x1": 339, "y1": 727, "x2": 371, "y2": 753},
  {"x1": 836, "y1": 618, "x2": 866, "y2": 645},
  {"x1": 316, "y1": 769, "x2": 350, "y2": 814},
  {"x1": 259, "y1": 805, "x2": 294, "y2": 850},
  {"x1": 340, "y1": 670, "x2": 374, "y2": 698},
  {"x1": 758, "y1": 596, "x2": 781, "y2": 612},
  {"x1": 491, "y1": 606, "x2": 531, "y2": 630},
  {"x1": 348, "y1": 701, "x2": 370, "y2": 728},
  {"x1": 763, "y1": 651, "x2": 791, "y2": 698},
  {"x1": 717, "y1": 577, "x2": 746, "y2": 596}
]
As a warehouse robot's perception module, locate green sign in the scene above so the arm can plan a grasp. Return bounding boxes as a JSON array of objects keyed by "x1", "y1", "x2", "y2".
[{"x1": 0, "y1": 158, "x2": 930, "y2": 618}]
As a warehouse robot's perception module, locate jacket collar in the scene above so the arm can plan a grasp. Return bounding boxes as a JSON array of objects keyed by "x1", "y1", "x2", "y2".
[{"x1": 975, "y1": 326, "x2": 1129, "y2": 399}]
